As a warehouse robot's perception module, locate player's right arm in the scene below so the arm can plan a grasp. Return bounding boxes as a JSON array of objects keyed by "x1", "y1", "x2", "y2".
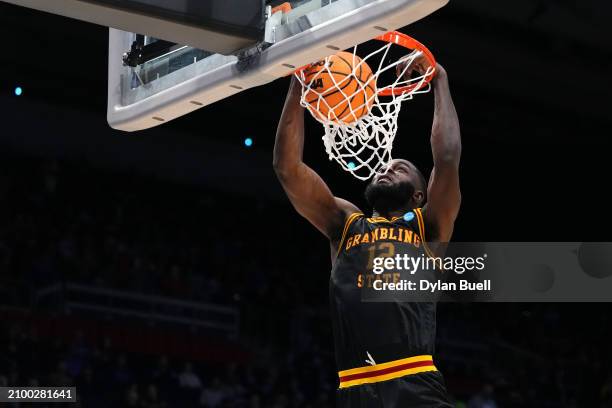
[{"x1": 273, "y1": 76, "x2": 360, "y2": 241}]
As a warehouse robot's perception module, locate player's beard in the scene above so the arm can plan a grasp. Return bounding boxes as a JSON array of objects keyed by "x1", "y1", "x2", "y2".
[{"x1": 364, "y1": 179, "x2": 415, "y2": 214}]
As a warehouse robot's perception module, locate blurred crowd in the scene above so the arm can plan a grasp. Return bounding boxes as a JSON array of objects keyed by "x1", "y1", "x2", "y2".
[
  {"x1": 0, "y1": 155, "x2": 325, "y2": 309},
  {"x1": 0, "y1": 322, "x2": 337, "y2": 408},
  {"x1": 1, "y1": 153, "x2": 612, "y2": 407}
]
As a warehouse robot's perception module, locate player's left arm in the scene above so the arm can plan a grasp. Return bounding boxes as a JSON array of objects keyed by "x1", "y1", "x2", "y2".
[{"x1": 423, "y1": 64, "x2": 462, "y2": 242}]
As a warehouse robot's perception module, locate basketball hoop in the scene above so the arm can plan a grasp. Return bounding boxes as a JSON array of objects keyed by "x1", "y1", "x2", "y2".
[{"x1": 295, "y1": 31, "x2": 436, "y2": 181}]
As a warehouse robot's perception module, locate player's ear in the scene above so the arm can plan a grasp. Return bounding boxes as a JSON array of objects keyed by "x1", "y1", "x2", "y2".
[{"x1": 412, "y1": 190, "x2": 424, "y2": 206}]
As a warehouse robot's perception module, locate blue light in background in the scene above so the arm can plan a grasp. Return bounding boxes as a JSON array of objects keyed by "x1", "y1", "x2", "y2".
[
  {"x1": 347, "y1": 161, "x2": 356, "y2": 170},
  {"x1": 14, "y1": 86, "x2": 23, "y2": 96},
  {"x1": 244, "y1": 137, "x2": 253, "y2": 147}
]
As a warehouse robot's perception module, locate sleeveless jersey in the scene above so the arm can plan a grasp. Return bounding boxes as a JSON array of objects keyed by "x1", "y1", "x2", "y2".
[{"x1": 329, "y1": 208, "x2": 438, "y2": 372}]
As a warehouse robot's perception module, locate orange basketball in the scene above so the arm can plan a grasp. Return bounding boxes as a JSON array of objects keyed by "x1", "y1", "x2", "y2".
[{"x1": 303, "y1": 51, "x2": 376, "y2": 125}]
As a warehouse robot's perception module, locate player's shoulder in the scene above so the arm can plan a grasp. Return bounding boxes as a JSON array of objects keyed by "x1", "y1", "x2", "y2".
[
  {"x1": 333, "y1": 196, "x2": 362, "y2": 223},
  {"x1": 330, "y1": 209, "x2": 364, "y2": 261},
  {"x1": 334, "y1": 197, "x2": 361, "y2": 215},
  {"x1": 414, "y1": 205, "x2": 443, "y2": 243},
  {"x1": 329, "y1": 198, "x2": 363, "y2": 241},
  {"x1": 342, "y1": 211, "x2": 365, "y2": 229}
]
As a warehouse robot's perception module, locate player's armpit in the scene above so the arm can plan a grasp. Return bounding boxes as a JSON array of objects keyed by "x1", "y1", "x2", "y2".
[{"x1": 275, "y1": 162, "x2": 359, "y2": 240}]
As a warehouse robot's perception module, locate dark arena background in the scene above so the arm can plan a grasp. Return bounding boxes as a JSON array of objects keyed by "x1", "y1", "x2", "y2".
[{"x1": 1, "y1": 1, "x2": 612, "y2": 407}]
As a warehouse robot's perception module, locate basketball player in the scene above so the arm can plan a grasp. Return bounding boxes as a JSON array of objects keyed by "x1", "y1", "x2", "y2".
[{"x1": 274, "y1": 59, "x2": 461, "y2": 407}]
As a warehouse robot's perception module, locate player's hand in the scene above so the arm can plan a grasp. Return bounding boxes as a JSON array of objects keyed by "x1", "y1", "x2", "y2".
[
  {"x1": 434, "y1": 63, "x2": 447, "y2": 79},
  {"x1": 395, "y1": 50, "x2": 436, "y2": 81}
]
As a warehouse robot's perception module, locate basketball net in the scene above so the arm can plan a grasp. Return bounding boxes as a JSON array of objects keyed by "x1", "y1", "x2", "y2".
[{"x1": 295, "y1": 32, "x2": 436, "y2": 181}]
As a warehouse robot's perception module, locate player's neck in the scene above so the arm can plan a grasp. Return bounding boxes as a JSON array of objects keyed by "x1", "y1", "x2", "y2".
[{"x1": 372, "y1": 206, "x2": 412, "y2": 219}]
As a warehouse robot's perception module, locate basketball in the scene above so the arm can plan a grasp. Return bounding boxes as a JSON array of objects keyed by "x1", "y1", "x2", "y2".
[{"x1": 303, "y1": 51, "x2": 376, "y2": 125}]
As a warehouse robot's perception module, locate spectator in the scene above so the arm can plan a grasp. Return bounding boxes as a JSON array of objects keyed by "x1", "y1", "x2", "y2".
[
  {"x1": 141, "y1": 384, "x2": 167, "y2": 408},
  {"x1": 151, "y1": 355, "x2": 175, "y2": 391},
  {"x1": 179, "y1": 362, "x2": 203, "y2": 406},
  {"x1": 200, "y1": 377, "x2": 226, "y2": 407},
  {"x1": 113, "y1": 355, "x2": 134, "y2": 386},
  {"x1": 124, "y1": 383, "x2": 140, "y2": 407},
  {"x1": 179, "y1": 362, "x2": 203, "y2": 389}
]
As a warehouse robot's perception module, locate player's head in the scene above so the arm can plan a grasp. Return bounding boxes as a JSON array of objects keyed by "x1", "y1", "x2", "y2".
[{"x1": 364, "y1": 159, "x2": 427, "y2": 213}]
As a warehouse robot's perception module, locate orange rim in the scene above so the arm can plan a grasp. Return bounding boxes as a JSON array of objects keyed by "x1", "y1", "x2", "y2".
[
  {"x1": 375, "y1": 31, "x2": 436, "y2": 97},
  {"x1": 293, "y1": 31, "x2": 436, "y2": 95}
]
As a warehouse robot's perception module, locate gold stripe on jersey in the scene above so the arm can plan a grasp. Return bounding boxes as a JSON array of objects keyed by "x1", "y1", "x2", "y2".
[
  {"x1": 367, "y1": 216, "x2": 392, "y2": 223},
  {"x1": 367, "y1": 215, "x2": 412, "y2": 224},
  {"x1": 336, "y1": 212, "x2": 363, "y2": 258},
  {"x1": 338, "y1": 354, "x2": 438, "y2": 389},
  {"x1": 414, "y1": 208, "x2": 435, "y2": 258}
]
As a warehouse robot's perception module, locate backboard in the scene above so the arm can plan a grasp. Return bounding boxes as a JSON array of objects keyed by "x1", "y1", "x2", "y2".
[
  {"x1": 107, "y1": 0, "x2": 449, "y2": 131},
  {"x1": 0, "y1": 0, "x2": 266, "y2": 54}
]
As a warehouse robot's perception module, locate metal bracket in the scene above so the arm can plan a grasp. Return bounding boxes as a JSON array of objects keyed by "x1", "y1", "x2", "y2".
[
  {"x1": 264, "y1": 5, "x2": 284, "y2": 43},
  {"x1": 123, "y1": 37, "x2": 180, "y2": 67}
]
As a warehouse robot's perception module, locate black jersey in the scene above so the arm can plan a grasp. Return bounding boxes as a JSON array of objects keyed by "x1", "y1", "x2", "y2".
[{"x1": 329, "y1": 208, "x2": 451, "y2": 406}]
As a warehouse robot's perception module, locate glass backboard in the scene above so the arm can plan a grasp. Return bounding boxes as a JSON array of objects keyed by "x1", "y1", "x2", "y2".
[{"x1": 107, "y1": 0, "x2": 449, "y2": 131}]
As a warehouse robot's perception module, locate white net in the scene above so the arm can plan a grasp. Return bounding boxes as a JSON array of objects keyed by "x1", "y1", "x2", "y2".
[{"x1": 295, "y1": 35, "x2": 435, "y2": 180}]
